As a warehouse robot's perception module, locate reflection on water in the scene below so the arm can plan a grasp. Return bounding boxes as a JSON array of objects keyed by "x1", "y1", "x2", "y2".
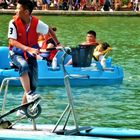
[{"x1": 0, "y1": 15, "x2": 140, "y2": 129}]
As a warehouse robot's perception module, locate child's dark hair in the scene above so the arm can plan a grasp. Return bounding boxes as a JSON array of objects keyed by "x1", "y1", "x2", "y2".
[
  {"x1": 17, "y1": 0, "x2": 34, "y2": 14},
  {"x1": 102, "y1": 42, "x2": 110, "y2": 50},
  {"x1": 87, "y1": 30, "x2": 96, "y2": 38}
]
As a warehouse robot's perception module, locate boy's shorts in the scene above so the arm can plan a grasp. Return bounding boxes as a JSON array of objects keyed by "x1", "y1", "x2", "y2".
[{"x1": 10, "y1": 53, "x2": 38, "y2": 91}]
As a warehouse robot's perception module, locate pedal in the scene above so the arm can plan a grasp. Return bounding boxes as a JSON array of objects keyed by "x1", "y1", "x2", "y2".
[
  {"x1": 24, "y1": 104, "x2": 42, "y2": 119},
  {"x1": 23, "y1": 97, "x2": 42, "y2": 119},
  {"x1": 30, "y1": 98, "x2": 41, "y2": 111}
]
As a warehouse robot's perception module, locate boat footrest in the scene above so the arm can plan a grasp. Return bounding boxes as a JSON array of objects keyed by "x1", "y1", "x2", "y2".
[{"x1": 55, "y1": 126, "x2": 93, "y2": 135}]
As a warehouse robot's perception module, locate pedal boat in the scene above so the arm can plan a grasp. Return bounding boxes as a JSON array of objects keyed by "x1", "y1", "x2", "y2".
[{"x1": 0, "y1": 46, "x2": 124, "y2": 86}]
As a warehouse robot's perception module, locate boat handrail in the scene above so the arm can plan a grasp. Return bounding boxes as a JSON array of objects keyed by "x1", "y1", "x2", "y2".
[{"x1": 0, "y1": 77, "x2": 20, "y2": 115}]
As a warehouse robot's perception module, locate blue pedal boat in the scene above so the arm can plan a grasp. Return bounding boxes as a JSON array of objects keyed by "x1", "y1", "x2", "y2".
[{"x1": 0, "y1": 46, "x2": 124, "y2": 86}]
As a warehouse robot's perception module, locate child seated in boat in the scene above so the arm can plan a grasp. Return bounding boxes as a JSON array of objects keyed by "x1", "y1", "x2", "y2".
[
  {"x1": 93, "y1": 42, "x2": 112, "y2": 67},
  {"x1": 37, "y1": 27, "x2": 60, "y2": 65}
]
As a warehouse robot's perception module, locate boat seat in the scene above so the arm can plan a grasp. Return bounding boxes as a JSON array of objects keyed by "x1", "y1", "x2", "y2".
[
  {"x1": 72, "y1": 45, "x2": 96, "y2": 67},
  {"x1": 55, "y1": 50, "x2": 72, "y2": 65},
  {"x1": 0, "y1": 47, "x2": 11, "y2": 69}
]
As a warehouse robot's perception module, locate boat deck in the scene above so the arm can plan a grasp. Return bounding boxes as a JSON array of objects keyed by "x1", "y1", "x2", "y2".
[
  {"x1": 1, "y1": 123, "x2": 140, "y2": 139},
  {"x1": 0, "y1": 124, "x2": 117, "y2": 140}
]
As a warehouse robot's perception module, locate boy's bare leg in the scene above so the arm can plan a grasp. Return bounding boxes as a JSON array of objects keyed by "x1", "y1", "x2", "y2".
[{"x1": 20, "y1": 72, "x2": 31, "y2": 104}]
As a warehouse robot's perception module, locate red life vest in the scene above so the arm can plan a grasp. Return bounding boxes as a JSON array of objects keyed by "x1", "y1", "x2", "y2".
[
  {"x1": 47, "y1": 49, "x2": 58, "y2": 62},
  {"x1": 10, "y1": 16, "x2": 39, "y2": 59},
  {"x1": 41, "y1": 35, "x2": 58, "y2": 62},
  {"x1": 14, "y1": 16, "x2": 38, "y2": 46},
  {"x1": 81, "y1": 41, "x2": 98, "y2": 46}
]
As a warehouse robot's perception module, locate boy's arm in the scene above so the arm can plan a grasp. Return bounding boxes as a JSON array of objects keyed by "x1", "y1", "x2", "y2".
[
  {"x1": 48, "y1": 27, "x2": 60, "y2": 46},
  {"x1": 9, "y1": 38, "x2": 39, "y2": 56}
]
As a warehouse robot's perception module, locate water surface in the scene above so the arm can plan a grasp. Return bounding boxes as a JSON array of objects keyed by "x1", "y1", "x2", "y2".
[{"x1": 0, "y1": 15, "x2": 140, "y2": 129}]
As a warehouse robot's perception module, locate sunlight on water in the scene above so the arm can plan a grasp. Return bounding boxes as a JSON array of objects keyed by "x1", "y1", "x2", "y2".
[{"x1": 0, "y1": 15, "x2": 140, "y2": 129}]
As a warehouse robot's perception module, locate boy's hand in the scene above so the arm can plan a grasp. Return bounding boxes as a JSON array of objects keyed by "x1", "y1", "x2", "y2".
[{"x1": 25, "y1": 47, "x2": 39, "y2": 57}]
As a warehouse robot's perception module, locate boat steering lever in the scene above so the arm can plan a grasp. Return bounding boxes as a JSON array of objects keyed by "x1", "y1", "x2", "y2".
[{"x1": 52, "y1": 47, "x2": 92, "y2": 135}]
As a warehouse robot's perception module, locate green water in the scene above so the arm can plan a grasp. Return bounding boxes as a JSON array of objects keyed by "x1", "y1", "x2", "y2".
[{"x1": 0, "y1": 15, "x2": 140, "y2": 129}]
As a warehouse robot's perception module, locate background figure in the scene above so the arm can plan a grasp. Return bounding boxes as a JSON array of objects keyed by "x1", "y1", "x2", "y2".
[
  {"x1": 0, "y1": 0, "x2": 13, "y2": 9},
  {"x1": 92, "y1": 0, "x2": 100, "y2": 11},
  {"x1": 114, "y1": 0, "x2": 121, "y2": 11},
  {"x1": 72, "y1": 0, "x2": 80, "y2": 10},
  {"x1": 80, "y1": 0, "x2": 86, "y2": 10},
  {"x1": 62, "y1": 0, "x2": 69, "y2": 10},
  {"x1": 36, "y1": 0, "x2": 43, "y2": 9},
  {"x1": 32, "y1": 0, "x2": 38, "y2": 9},
  {"x1": 58, "y1": 0, "x2": 63, "y2": 9},
  {"x1": 42, "y1": 0, "x2": 50, "y2": 10},
  {"x1": 101, "y1": 0, "x2": 112, "y2": 11},
  {"x1": 53, "y1": 0, "x2": 59, "y2": 9},
  {"x1": 133, "y1": 0, "x2": 140, "y2": 11}
]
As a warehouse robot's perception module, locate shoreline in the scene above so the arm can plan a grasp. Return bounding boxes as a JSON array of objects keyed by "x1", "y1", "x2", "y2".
[{"x1": 0, "y1": 9, "x2": 140, "y2": 16}]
